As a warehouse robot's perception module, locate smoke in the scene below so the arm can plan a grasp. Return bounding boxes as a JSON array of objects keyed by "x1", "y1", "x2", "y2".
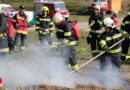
[
  {"x1": 76, "y1": 57, "x2": 125, "y2": 89},
  {"x1": 0, "y1": 44, "x2": 75, "y2": 89}
]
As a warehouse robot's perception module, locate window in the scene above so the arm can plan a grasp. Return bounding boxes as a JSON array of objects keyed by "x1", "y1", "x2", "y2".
[
  {"x1": 100, "y1": 0, "x2": 106, "y2": 2},
  {"x1": 51, "y1": 4, "x2": 54, "y2": 10},
  {"x1": 1, "y1": 8, "x2": 6, "y2": 13},
  {"x1": 93, "y1": 0, "x2": 99, "y2": 2},
  {"x1": 55, "y1": 3, "x2": 66, "y2": 10},
  {"x1": 8, "y1": 7, "x2": 14, "y2": 12}
]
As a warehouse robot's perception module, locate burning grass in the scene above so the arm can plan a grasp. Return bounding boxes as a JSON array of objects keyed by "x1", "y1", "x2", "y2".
[{"x1": 0, "y1": 83, "x2": 129, "y2": 90}]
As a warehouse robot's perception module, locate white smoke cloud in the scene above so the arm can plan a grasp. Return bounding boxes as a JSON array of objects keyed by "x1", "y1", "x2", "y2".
[
  {"x1": 75, "y1": 59, "x2": 125, "y2": 89},
  {"x1": 0, "y1": 44, "x2": 75, "y2": 89}
]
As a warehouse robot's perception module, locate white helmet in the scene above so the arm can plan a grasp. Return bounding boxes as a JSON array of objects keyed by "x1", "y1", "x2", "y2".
[
  {"x1": 93, "y1": 5, "x2": 100, "y2": 12},
  {"x1": 53, "y1": 13, "x2": 64, "y2": 24},
  {"x1": 103, "y1": 18, "x2": 114, "y2": 28},
  {"x1": 112, "y1": 11, "x2": 118, "y2": 15}
]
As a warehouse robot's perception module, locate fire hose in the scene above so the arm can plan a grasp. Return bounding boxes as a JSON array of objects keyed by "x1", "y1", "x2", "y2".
[{"x1": 69, "y1": 38, "x2": 125, "y2": 74}]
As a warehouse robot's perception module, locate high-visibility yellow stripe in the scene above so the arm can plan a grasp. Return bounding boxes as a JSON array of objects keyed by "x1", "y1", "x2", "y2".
[
  {"x1": 126, "y1": 56, "x2": 130, "y2": 60},
  {"x1": 64, "y1": 32, "x2": 71, "y2": 36},
  {"x1": 36, "y1": 26, "x2": 40, "y2": 29},
  {"x1": 89, "y1": 21, "x2": 94, "y2": 27},
  {"x1": 121, "y1": 23, "x2": 125, "y2": 26},
  {"x1": 39, "y1": 18, "x2": 51, "y2": 21},
  {"x1": 57, "y1": 29, "x2": 63, "y2": 32},
  {"x1": 13, "y1": 20, "x2": 16, "y2": 22},
  {"x1": 17, "y1": 16, "x2": 25, "y2": 20},
  {"x1": 20, "y1": 46, "x2": 26, "y2": 50},
  {"x1": 71, "y1": 64, "x2": 78, "y2": 70},
  {"x1": 108, "y1": 47, "x2": 121, "y2": 53},
  {"x1": 67, "y1": 41, "x2": 76, "y2": 46},
  {"x1": 100, "y1": 40, "x2": 106, "y2": 48},
  {"x1": 121, "y1": 53, "x2": 126, "y2": 57},
  {"x1": 16, "y1": 30, "x2": 27, "y2": 34},
  {"x1": 49, "y1": 28, "x2": 53, "y2": 30},
  {"x1": 97, "y1": 20, "x2": 102, "y2": 25},
  {"x1": 36, "y1": 21, "x2": 40, "y2": 24},
  {"x1": 49, "y1": 22, "x2": 53, "y2": 25},
  {"x1": 0, "y1": 33, "x2": 4, "y2": 37},
  {"x1": 63, "y1": 39, "x2": 69, "y2": 44},
  {"x1": 125, "y1": 21, "x2": 129, "y2": 24},
  {"x1": 0, "y1": 48, "x2": 9, "y2": 52},
  {"x1": 106, "y1": 34, "x2": 122, "y2": 41}
]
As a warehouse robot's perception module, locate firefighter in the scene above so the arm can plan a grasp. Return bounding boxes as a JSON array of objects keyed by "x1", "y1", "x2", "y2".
[
  {"x1": 121, "y1": 7, "x2": 130, "y2": 62},
  {"x1": 0, "y1": 6, "x2": 9, "y2": 56},
  {"x1": 87, "y1": 5, "x2": 104, "y2": 57},
  {"x1": 99, "y1": 18, "x2": 130, "y2": 71},
  {"x1": 7, "y1": 17, "x2": 14, "y2": 53},
  {"x1": 111, "y1": 11, "x2": 118, "y2": 26},
  {"x1": 13, "y1": 5, "x2": 28, "y2": 51},
  {"x1": 53, "y1": 13, "x2": 78, "y2": 71},
  {"x1": 36, "y1": 6, "x2": 53, "y2": 46}
]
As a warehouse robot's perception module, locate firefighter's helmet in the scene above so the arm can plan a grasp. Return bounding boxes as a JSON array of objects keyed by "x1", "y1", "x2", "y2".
[
  {"x1": 19, "y1": 5, "x2": 25, "y2": 9},
  {"x1": 41, "y1": 6, "x2": 49, "y2": 13},
  {"x1": 112, "y1": 11, "x2": 118, "y2": 15},
  {"x1": 53, "y1": 13, "x2": 64, "y2": 24},
  {"x1": 93, "y1": 5, "x2": 100, "y2": 12},
  {"x1": 102, "y1": 18, "x2": 114, "y2": 28}
]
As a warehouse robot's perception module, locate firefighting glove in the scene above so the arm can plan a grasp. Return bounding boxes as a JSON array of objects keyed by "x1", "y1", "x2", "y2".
[
  {"x1": 103, "y1": 45, "x2": 111, "y2": 52},
  {"x1": 123, "y1": 33, "x2": 130, "y2": 39}
]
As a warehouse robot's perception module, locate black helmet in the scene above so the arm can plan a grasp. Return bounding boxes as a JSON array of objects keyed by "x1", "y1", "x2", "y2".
[{"x1": 19, "y1": 5, "x2": 25, "y2": 9}]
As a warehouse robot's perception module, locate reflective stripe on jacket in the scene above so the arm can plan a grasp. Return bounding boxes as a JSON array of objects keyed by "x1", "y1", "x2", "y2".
[
  {"x1": 13, "y1": 12, "x2": 28, "y2": 35},
  {"x1": 55, "y1": 20, "x2": 76, "y2": 46},
  {"x1": 99, "y1": 29, "x2": 127, "y2": 54},
  {"x1": 36, "y1": 14, "x2": 53, "y2": 35}
]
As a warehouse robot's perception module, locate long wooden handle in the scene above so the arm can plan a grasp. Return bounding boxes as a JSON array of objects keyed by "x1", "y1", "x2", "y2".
[{"x1": 69, "y1": 38, "x2": 125, "y2": 74}]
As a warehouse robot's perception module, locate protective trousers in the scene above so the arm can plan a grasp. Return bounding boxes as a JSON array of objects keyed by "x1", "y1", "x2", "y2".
[
  {"x1": 100, "y1": 53, "x2": 122, "y2": 71},
  {"x1": 88, "y1": 32, "x2": 101, "y2": 57},
  {"x1": 0, "y1": 35, "x2": 9, "y2": 55},
  {"x1": 8, "y1": 37, "x2": 14, "y2": 51},
  {"x1": 121, "y1": 39, "x2": 130, "y2": 61},
  {"x1": 13, "y1": 33, "x2": 27, "y2": 50},
  {"x1": 39, "y1": 33, "x2": 52, "y2": 46},
  {"x1": 61, "y1": 45, "x2": 78, "y2": 70}
]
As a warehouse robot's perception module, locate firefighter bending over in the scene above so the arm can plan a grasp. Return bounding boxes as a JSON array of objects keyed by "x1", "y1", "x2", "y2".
[
  {"x1": 99, "y1": 18, "x2": 130, "y2": 71},
  {"x1": 53, "y1": 13, "x2": 78, "y2": 71},
  {"x1": 36, "y1": 6, "x2": 53, "y2": 46},
  {"x1": 121, "y1": 7, "x2": 130, "y2": 63},
  {"x1": 87, "y1": 5, "x2": 104, "y2": 57},
  {"x1": 0, "y1": 6, "x2": 9, "y2": 56},
  {"x1": 13, "y1": 5, "x2": 28, "y2": 51}
]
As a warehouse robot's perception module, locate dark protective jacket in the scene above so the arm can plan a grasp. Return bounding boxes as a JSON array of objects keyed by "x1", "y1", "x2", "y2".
[
  {"x1": 55, "y1": 20, "x2": 76, "y2": 46},
  {"x1": 89, "y1": 13, "x2": 104, "y2": 30},
  {"x1": 0, "y1": 13, "x2": 9, "y2": 53},
  {"x1": 13, "y1": 12, "x2": 28, "y2": 35},
  {"x1": 36, "y1": 14, "x2": 53, "y2": 34},
  {"x1": 99, "y1": 28, "x2": 129, "y2": 54},
  {"x1": 0, "y1": 13, "x2": 8, "y2": 34},
  {"x1": 121, "y1": 15, "x2": 130, "y2": 34}
]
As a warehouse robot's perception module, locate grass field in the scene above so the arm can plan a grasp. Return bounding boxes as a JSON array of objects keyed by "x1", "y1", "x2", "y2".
[{"x1": 1, "y1": 0, "x2": 129, "y2": 22}]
